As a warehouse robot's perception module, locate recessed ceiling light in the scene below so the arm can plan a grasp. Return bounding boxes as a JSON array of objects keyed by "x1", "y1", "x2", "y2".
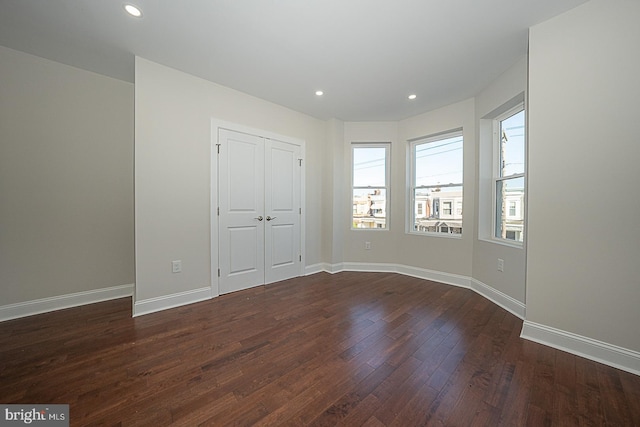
[
  {"x1": 124, "y1": 4, "x2": 143, "y2": 17},
  {"x1": 315, "y1": 90, "x2": 324, "y2": 96},
  {"x1": 408, "y1": 94, "x2": 417, "y2": 100}
]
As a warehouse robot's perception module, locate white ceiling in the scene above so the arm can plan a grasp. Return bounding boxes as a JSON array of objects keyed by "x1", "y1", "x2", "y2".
[{"x1": 0, "y1": 0, "x2": 587, "y2": 121}]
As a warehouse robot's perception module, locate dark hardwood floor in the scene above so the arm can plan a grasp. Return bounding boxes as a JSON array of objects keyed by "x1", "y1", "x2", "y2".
[{"x1": 1, "y1": 272, "x2": 639, "y2": 426}]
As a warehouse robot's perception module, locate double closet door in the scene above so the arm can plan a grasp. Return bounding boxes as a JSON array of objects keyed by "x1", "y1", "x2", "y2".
[{"x1": 218, "y1": 129, "x2": 302, "y2": 294}]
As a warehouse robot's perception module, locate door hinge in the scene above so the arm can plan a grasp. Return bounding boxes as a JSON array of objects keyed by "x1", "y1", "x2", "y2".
[
  {"x1": 217, "y1": 207, "x2": 220, "y2": 216},
  {"x1": 217, "y1": 268, "x2": 220, "y2": 277}
]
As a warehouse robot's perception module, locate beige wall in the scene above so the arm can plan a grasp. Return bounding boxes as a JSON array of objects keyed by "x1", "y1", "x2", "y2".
[
  {"x1": 397, "y1": 99, "x2": 476, "y2": 276},
  {"x1": 527, "y1": 0, "x2": 640, "y2": 351},
  {"x1": 0, "y1": 46, "x2": 134, "y2": 306},
  {"x1": 342, "y1": 121, "x2": 399, "y2": 263},
  {"x1": 325, "y1": 118, "x2": 345, "y2": 265},
  {"x1": 134, "y1": 57, "x2": 327, "y2": 303},
  {"x1": 473, "y1": 57, "x2": 527, "y2": 303},
  {"x1": 330, "y1": 100, "x2": 476, "y2": 277}
]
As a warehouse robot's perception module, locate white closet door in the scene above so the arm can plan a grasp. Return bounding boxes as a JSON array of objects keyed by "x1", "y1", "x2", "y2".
[
  {"x1": 218, "y1": 129, "x2": 265, "y2": 294},
  {"x1": 264, "y1": 139, "x2": 301, "y2": 284}
]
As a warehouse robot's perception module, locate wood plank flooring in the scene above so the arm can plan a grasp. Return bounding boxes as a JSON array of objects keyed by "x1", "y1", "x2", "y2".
[{"x1": 1, "y1": 272, "x2": 639, "y2": 426}]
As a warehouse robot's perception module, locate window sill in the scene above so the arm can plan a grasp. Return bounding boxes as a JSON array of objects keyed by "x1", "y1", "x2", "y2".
[
  {"x1": 478, "y1": 237, "x2": 524, "y2": 249},
  {"x1": 407, "y1": 231, "x2": 463, "y2": 240}
]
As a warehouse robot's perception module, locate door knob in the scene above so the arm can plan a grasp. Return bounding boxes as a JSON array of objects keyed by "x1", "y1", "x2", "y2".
[
  {"x1": 255, "y1": 216, "x2": 263, "y2": 221},
  {"x1": 266, "y1": 216, "x2": 277, "y2": 221}
]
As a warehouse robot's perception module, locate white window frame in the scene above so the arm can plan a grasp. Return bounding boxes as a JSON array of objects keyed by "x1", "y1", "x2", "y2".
[
  {"x1": 408, "y1": 129, "x2": 463, "y2": 238},
  {"x1": 492, "y1": 104, "x2": 525, "y2": 244},
  {"x1": 351, "y1": 142, "x2": 390, "y2": 231},
  {"x1": 442, "y1": 201, "x2": 453, "y2": 216}
]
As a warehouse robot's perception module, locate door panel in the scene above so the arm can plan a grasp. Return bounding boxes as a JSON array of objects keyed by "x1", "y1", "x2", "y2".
[
  {"x1": 228, "y1": 226, "x2": 259, "y2": 274},
  {"x1": 270, "y1": 147, "x2": 294, "y2": 210},
  {"x1": 270, "y1": 224, "x2": 295, "y2": 267},
  {"x1": 218, "y1": 129, "x2": 265, "y2": 294},
  {"x1": 265, "y1": 139, "x2": 301, "y2": 284},
  {"x1": 227, "y1": 139, "x2": 260, "y2": 210}
]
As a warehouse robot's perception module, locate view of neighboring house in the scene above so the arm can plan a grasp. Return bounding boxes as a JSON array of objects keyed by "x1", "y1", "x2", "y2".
[
  {"x1": 353, "y1": 189, "x2": 387, "y2": 229},
  {"x1": 353, "y1": 186, "x2": 524, "y2": 240},
  {"x1": 501, "y1": 187, "x2": 525, "y2": 241},
  {"x1": 414, "y1": 189, "x2": 464, "y2": 234}
]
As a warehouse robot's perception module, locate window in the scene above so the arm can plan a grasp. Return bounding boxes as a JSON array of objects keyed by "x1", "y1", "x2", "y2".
[
  {"x1": 443, "y1": 202, "x2": 452, "y2": 216},
  {"x1": 409, "y1": 130, "x2": 463, "y2": 235},
  {"x1": 495, "y1": 107, "x2": 525, "y2": 242},
  {"x1": 352, "y1": 143, "x2": 390, "y2": 229}
]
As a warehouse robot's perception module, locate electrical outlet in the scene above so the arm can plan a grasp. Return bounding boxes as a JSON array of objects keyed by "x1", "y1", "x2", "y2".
[
  {"x1": 365, "y1": 241, "x2": 371, "y2": 250},
  {"x1": 497, "y1": 258, "x2": 504, "y2": 272},
  {"x1": 172, "y1": 260, "x2": 182, "y2": 273}
]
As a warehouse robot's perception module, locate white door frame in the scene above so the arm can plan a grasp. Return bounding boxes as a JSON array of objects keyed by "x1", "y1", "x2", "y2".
[{"x1": 210, "y1": 119, "x2": 306, "y2": 297}]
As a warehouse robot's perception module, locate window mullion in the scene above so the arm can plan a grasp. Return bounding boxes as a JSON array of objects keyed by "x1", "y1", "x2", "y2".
[{"x1": 495, "y1": 173, "x2": 525, "y2": 183}]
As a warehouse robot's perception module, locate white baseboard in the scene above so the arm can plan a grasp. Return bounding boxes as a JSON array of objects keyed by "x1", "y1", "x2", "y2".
[
  {"x1": 521, "y1": 320, "x2": 640, "y2": 376},
  {"x1": 133, "y1": 286, "x2": 213, "y2": 317},
  {"x1": 0, "y1": 284, "x2": 134, "y2": 322},
  {"x1": 304, "y1": 263, "x2": 331, "y2": 275},
  {"x1": 341, "y1": 261, "x2": 397, "y2": 273},
  {"x1": 319, "y1": 262, "x2": 345, "y2": 274},
  {"x1": 395, "y1": 264, "x2": 471, "y2": 289},
  {"x1": 329, "y1": 262, "x2": 471, "y2": 288},
  {"x1": 470, "y1": 278, "x2": 526, "y2": 319}
]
